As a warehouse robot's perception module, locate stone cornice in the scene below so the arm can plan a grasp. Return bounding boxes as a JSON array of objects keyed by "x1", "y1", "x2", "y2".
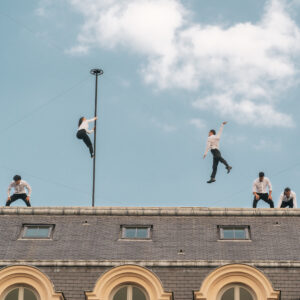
[
  {"x1": 1, "y1": 260, "x2": 300, "y2": 268},
  {"x1": 0, "y1": 206, "x2": 300, "y2": 216}
]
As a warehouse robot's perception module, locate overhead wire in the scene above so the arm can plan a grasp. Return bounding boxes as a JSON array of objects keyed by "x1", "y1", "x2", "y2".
[
  {"x1": 0, "y1": 164, "x2": 90, "y2": 197},
  {"x1": 0, "y1": 75, "x2": 90, "y2": 134}
]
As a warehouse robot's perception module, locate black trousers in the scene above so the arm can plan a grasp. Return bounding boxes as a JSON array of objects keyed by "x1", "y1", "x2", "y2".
[
  {"x1": 280, "y1": 199, "x2": 294, "y2": 208},
  {"x1": 253, "y1": 193, "x2": 274, "y2": 208},
  {"x1": 210, "y1": 149, "x2": 229, "y2": 179},
  {"x1": 6, "y1": 193, "x2": 31, "y2": 207},
  {"x1": 77, "y1": 129, "x2": 93, "y2": 156}
]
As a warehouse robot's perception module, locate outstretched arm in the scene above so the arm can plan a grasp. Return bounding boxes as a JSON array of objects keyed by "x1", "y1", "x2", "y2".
[
  {"x1": 203, "y1": 140, "x2": 210, "y2": 159},
  {"x1": 86, "y1": 116, "x2": 98, "y2": 123},
  {"x1": 24, "y1": 181, "x2": 32, "y2": 197},
  {"x1": 216, "y1": 121, "x2": 227, "y2": 138},
  {"x1": 277, "y1": 194, "x2": 283, "y2": 208},
  {"x1": 7, "y1": 183, "x2": 12, "y2": 198}
]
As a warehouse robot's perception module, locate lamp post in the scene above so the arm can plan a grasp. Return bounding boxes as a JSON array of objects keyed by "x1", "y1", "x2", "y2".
[{"x1": 90, "y1": 68, "x2": 103, "y2": 207}]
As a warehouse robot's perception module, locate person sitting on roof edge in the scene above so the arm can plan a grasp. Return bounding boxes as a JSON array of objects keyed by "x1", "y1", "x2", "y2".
[
  {"x1": 203, "y1": 121, "x2": 232, "y2": 184},
  {"x1": 277, "y1": 187, "x2": 297, "y2": 208},
  {"x1": 252, "y1": 172, "x2": 274, "y2": 208},
  {"x1": 6, "y1": 175, "x2": 32, "y2": 207}
]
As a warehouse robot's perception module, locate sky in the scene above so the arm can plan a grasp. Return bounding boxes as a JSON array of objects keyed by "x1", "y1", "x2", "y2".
[{"x1": 0, "y1": 0, "x2": 300, "y2": 208}]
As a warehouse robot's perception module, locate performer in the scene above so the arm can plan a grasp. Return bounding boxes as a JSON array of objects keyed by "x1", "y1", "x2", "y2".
[
  {"x1": 203, "y1": 121, "x2": 232, "y2": 183},
  {"x1": 76, "y1": 116, "x2": 98, "y2": 158},
  {"x1": 277, "y1": 187, "x2": 297, "y2": 208},
  {"x1": 252, "y1": 172, "x2": 274, "y2": 208},
  {"x1": 6, "y1": 175, "x2": 32, "y2": 207}
]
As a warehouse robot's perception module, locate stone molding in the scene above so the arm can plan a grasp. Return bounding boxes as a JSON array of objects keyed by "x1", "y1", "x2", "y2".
[
  {"x1": 0, "y1": 260, "x2": 300, "y2": 267},
  {"x1": 0, "y1": 206, "x2": 300, "y2": 216}
]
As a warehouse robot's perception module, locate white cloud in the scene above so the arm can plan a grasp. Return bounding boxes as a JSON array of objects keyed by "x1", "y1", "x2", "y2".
[
  {"x1": 151, "y1": 118, "x2": 176, "y2": 133},
  {"x1": 253, "y1": 138, "x2": 282, "y2": 151},
  {"x1": 189, "y1": 118, "x2": 206, "y2": 129},
  {"x1": 64, "y1": 0, "x2": 300, "y2": 127}
]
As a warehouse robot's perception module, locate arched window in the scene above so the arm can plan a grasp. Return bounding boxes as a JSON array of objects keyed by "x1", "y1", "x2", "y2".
[
  {"x1": 218, "y1": 284, "x2": 256, "y2": 300},
  {"x1": 85, "y1": 265, "x2": 172, "y2": 300},
  {"x1": 2, "y1": 286, "x2": 39, "y2": 300},
  {"x1": 194, "y1": 264, "x2": 280, "y2": 300},
  {"x1": 0, "y1": 266, "x2": 63, "y2": 300},
  {"x1": 112, "y1": 285, "x2": 148, "y2": 300}
]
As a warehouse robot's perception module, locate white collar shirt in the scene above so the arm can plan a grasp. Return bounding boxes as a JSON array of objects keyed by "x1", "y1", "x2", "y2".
[
  {"x1": 277, "y1": 191, "x2": 297, "y2": 208},
  {"x1": 204, "y1": 123, "x2": 224, "y2": 156},
  {"x1": 7, "y1": 180, "x2": 32, "y2": 197},
  {"x1": 252, "y1": 177, "x2": 272, "y2": 194},
  {"x1": 78, "y1": 118, "x2": 96, "y2": 134}
]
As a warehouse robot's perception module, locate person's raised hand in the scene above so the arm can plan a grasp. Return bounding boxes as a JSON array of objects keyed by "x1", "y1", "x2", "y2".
[{"x1": 222, "y1": 121, "x2": 228, "y2": 125}]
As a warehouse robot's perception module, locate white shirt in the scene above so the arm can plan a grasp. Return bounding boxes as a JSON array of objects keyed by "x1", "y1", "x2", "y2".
[
  {"x1": 277, "y1": 191, "x2": 297, "y2": 208},
  {"x1": 78, "y1": 118, "x2": 96, "y2": 134},
  {"x1": 8, "y1": 180, "x2": 32, "y2": 197},
  {"x1": 252, "y1": 177, "x2": 272, "y2": 194},
  {"x1": 204, "y1": 123, "x2": 224, "y2": 156}
]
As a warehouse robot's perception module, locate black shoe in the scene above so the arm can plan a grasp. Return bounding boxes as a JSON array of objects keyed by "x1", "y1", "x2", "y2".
[
  {"x1": 207, "y1": 178, "x2": 216, "y2": 184},
  {"x1": 226, "y1": 166, "x2": 232, "y2": 174}
]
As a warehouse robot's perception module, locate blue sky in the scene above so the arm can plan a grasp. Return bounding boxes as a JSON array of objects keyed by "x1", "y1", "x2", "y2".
[{"x1": 1, "y1": 0, "x2": 300, "y2": 208}]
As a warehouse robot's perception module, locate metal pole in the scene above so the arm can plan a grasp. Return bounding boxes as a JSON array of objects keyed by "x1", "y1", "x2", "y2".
[{"x1": 90, "y1": 68, "x2": 103, "y2": 207}]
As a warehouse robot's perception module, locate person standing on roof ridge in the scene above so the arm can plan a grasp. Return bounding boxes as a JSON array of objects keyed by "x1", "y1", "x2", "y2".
[
  {"x1": 277, "y1": 187, "x2": 297, "y2": 208},
  {"x1": 252, "y1": 172, "x2": 274, "y2": 208},
  {"x1": 76, "y1": 116, "x2": 98, "y2": 158},
  {"x1": 203, "y1": 121, "x2": 232, "y2": 183},
  {"x1": 6, "y1": 175, "x2": 32, "y2": 207}
]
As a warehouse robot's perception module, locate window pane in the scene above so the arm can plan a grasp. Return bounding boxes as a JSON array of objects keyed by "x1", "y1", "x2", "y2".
[
  {"x1": 221, "y1": 287, "x2": 234, "y2": 300},
  {"x1": 240, "y1": 287, "x2": 253, "y2": 300},
  {"x1": 124, "y1": 228, "x2": 136, "y2": 238},
  {"x1": 223, "y1": 229, "x2": 235, "y2": 239},
  {"x1": 136, "y1": 228, "x2": 148, "y2": 238},
  {"x1": 24, "y1": 288, "x2": 38, "y2": 300},
  {"x1": 132, "y1": 287, "x2": 146, "y2": 300},
  {"x1": 24, "y1": 227, "x2": 50, "y2": 238},
  {"x1": 113, "y1": 286, "x2": 127, "y2": 300},
  {"x1": 234, "y1": 229, "x2": 246, "y2": 239},
  {"x1": 5, "y1": 288, "x2": 18, "y2": 300}
]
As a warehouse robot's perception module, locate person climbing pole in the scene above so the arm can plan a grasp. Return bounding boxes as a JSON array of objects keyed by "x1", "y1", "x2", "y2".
[
  {"x1": 76, "y1": 116, "x2": 98, "y2": 158},
  {"x1": 203, "y1": 121, "x2": 232, "y2": 183}
]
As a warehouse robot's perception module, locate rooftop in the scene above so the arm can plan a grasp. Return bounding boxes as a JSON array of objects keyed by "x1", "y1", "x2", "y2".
[{"x1": 0, "y1": 207, "x2": 300, "y2": 266}]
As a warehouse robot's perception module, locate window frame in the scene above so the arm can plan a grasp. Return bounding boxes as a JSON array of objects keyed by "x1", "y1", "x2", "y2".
[
  {"x1": 218, "y1": 225, "x2": 251, "y2": 241},
  {"x1": 2, "y1": 285, "x2": 40, "y2": 300},
  {"x1": 217, "y1": 283, "x2": 257, "y2": 300},
  {"x1": 20, "y1": 224, "x2": 55, "y2": 240},
  {"x1": 110, "y1": 284, "x2": 149, "y2": 300},
  {"x1": 120, "y1": 225, "x2": 152, "y2": 240}
]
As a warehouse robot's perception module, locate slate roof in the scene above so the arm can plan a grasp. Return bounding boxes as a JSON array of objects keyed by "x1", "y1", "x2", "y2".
[{"x1": 0, "y1": 207, "x2": 299, "y2": 263}]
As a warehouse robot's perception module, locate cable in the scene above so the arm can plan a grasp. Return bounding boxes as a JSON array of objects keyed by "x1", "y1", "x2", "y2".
[
  {"x1": 0, "y1": 164, "x2": 90, "y2": 196},
  {"x1": 0, "y1": 75, "x2": 90, "y2": 134}
]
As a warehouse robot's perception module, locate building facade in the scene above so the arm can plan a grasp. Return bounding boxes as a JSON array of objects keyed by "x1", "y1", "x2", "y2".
[{"x1": 0, "y1": 207, "x2": 299, "y2": 300}]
